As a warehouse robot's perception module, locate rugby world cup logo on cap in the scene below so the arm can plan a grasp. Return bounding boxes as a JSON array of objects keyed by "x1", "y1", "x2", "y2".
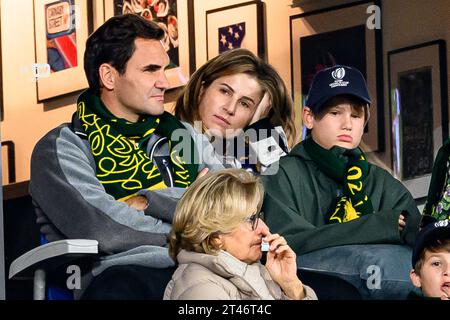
[
  {"x1": 329, "y1": 67, "x2": 349, "y2": 88},
  {"x1": 332, "y1": 67, "x2": 346, "y2": 80}
]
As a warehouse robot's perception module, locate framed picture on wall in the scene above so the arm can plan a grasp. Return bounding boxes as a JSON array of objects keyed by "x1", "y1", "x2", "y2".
[
  {"x1": 388, "y1": 40, "x2": 448, "y2": 199},
  {"x1": 101, "y1": 0, "x2": 190, "y2": 90},
  {"x1": 289, "y1": 0, "x2": 384, "y2": 152},
  {"x1": 205, "y1": 1, "x2": 264, "y2": 61},
  {"x1": 33, "y1": 0, "x2": 89, "y2": 102},
  {"x1": 1, "y1": 141, "x2": 16, "y2": 185},
  {"x1": 0, "y1": 6, "x2": 3, "y2": 121}
]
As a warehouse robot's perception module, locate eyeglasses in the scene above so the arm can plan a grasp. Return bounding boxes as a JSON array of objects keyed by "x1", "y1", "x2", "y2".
[{"x1": 245, "y1": 211, "x2": 262, "y2": 231}]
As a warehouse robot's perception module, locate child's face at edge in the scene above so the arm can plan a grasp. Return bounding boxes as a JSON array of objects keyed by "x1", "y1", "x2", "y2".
[
  {"x1": 303, "y1": 98, "x2": 366, "y2": 150},
  {"x1": 410, "y1": 250, "x2": 450, "y2": 298}
]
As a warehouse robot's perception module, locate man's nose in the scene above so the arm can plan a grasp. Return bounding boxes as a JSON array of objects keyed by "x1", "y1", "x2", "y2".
[{"x1": 156, "y1": 71, "x2": 170, "y2": 90}]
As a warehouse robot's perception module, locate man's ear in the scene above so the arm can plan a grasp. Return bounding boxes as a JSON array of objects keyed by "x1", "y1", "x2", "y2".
[
  {"x1": 302, "y1": 106, "x2": 314, "y2": 129},
  {"x1": 98, "y1": 63, "x2": 116, "y2": 90},
  {"x1": 409, "y1": 269, "x2": 422, "y2": 288}
]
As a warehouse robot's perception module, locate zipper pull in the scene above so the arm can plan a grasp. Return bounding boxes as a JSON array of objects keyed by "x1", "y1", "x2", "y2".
[{"x1": 161, "y1": 158, "x2": 174, "y2": 187}]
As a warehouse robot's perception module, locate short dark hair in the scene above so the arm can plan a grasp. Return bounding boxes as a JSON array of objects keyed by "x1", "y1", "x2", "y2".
[
  {"x1": 84, "y1": 14, "x2": 164, "y2": 93},
  {"x1": 414, "y1": 238, "x2": 450, "y2": 275}
]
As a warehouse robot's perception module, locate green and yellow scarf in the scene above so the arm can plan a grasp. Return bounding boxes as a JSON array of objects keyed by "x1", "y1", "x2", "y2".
[
  {"x1": 304, "y1": 137, "x2": 374, "y2": 224},
  {"x1": 423, "y1": 138, "x2": 450, "y2": 220},
  {"x1": 76, "y1": 89, "x2": 198, "y2": 201}
]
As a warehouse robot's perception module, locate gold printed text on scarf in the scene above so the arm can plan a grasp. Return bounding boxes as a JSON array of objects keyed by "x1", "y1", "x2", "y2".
[
  {"x1": 77, "y1": 101, "x2": 165, "y2": 200},
  {"x1": 328, "y1": 154, "x2": 373, "y2": 224},
  {"x1": 303, "y1": 138, "x2": 374, "y2": 224}
]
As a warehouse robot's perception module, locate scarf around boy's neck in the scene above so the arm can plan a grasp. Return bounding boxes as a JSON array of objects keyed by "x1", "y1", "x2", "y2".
[
  {"x1": 76, "y1": 89, "x2": 198, "y2": 201},
  {"x1": 424, "y1": 138, "x2": 450, "y2": 220},
  {"x1": 303, "y1": 137, "x2": 374, "y2": 224}
]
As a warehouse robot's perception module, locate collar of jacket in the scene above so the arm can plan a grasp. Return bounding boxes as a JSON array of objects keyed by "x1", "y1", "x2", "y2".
[
  {"x1": 289, "y1": 139, "x2": 352, "y2": 161},
  {"x1": 177, "y1": 249, "x2": 283, "y2": 298}
]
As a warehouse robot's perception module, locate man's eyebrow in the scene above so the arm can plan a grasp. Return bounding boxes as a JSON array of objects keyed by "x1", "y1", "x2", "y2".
[
  {"x1": 220, "y1": 83, "x2": 256, "y2": 105},
  {"x1": 142, "y1": 64, "x2": 164, "y2": 72}
]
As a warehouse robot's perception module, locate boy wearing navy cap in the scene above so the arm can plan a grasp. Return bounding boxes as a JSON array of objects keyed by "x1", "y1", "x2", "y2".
[
  {"x1": 263, "y1": 65, "x2": 421, "y2": 299},
  {"x1": 409, "y1": 219, "x2": 450, "y2": 299}
]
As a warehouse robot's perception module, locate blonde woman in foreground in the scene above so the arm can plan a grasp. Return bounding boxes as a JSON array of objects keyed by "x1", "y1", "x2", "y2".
[{"x1": 164, "y1": 169, "x2": 317, "y2": 300}]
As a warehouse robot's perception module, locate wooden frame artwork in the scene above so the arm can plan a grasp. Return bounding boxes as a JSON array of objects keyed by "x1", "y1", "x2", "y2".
[
  {"x1": 289, "y1": 0, "x2": 384, "y2": 152},
  {"x1": 388, "y1": 40, "x2": 448, "y2": 199},
  {"x1": 33, "y1": 0, "x2": 89, "y2": 101},
  {"x1": 100, "y1": 0, "x2": 190, "y2": 90},
  {"x1": 205, "y1": 1, "x2": 264, "y2": 61}
]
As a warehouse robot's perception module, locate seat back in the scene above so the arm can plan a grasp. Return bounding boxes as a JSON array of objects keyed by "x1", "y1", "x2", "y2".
[
  {"x1": 297, "y1": 269, "x2": 362, "y2": 300},
  {"x1": 3, "y1": 183, "x2": 40, "y2": 299}
]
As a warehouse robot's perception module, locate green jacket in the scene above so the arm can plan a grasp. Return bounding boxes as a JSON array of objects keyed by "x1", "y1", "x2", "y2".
[{"x1": 262, "y1": 142, "x2": 421, "y2": 255}]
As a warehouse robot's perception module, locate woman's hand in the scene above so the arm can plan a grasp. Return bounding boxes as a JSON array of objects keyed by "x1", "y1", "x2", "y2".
[
  {"x1": 250, "y1": 92, "x2": 271, "y2": 125},
  {"x1": 264, "y1": 233, "x2": 305, "y2": 300}
]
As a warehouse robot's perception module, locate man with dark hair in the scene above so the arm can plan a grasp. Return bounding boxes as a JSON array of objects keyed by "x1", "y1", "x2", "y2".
[{"x1": 30, "y1": 14, "x2": 198, "y2": 299}]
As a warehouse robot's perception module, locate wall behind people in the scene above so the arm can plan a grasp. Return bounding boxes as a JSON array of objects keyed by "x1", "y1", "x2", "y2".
[
  {"x1": 264, "y1": 0, "x2": 450, "y2": 170},
  {"x1": 382, "y1": 0, "x2": 450, "y2": 170},
  {"x1": 0, "y1": 0, "x2": 449, "y2": 184}
]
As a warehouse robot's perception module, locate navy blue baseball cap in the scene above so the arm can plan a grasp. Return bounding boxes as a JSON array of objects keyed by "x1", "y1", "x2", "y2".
[
  {"x1": 412, "y1": 218, "x2": 450, "y2": 267},
  {"x1": 305, "y1": 65, "x2": 371, "y2": 114}
]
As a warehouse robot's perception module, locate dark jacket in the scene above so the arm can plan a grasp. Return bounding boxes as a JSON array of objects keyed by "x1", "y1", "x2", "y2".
[{"x1": 262, "y1": 142, "x2": 421, "y2": 255}]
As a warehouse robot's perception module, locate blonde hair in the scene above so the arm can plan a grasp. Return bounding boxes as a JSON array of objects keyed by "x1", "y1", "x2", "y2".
[
  {"x1": 174, "y1": 48, "x2": 298, "y2": 147},
  {"x1": 168, "y1": 169, "x2": 264, "y2": 262}
]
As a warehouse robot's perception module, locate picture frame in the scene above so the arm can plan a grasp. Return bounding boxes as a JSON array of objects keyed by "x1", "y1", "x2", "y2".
[
  {"x1": 91, "y1": 0, "x2": 105, "y2": 31},
  {"x1": 388, "y1": 40, "x2": 448, "y2": 199},
  {"x1": 0, "y1": 2, "x2": 3, "y2": 121},
  {"x1": 289, "y1": 0, "x2": 384, "y2": 152},
  {"x1": 205, "y1": 0, "x2": 264, "y2": 61},
  {"x1": 33, "y1": 0, "x2": 89, "y2": 102},
  {"x1": 1, "y1": 141, "x2": 16, "y2": 185},
  {"x1": 101, "y1": 0, "x2": 190, "y2": 90}
]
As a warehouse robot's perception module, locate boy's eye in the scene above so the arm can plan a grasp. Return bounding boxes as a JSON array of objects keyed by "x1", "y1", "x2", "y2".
[
  {"x1": 431, "y1": 261, "x2": 442, "y2": 267},
  {"x1": 351, "y1": 114, "x2": 362, "y2": 118},
  {"x1": 330, "y1": 111, "x2": 339, "y2": 116}
]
